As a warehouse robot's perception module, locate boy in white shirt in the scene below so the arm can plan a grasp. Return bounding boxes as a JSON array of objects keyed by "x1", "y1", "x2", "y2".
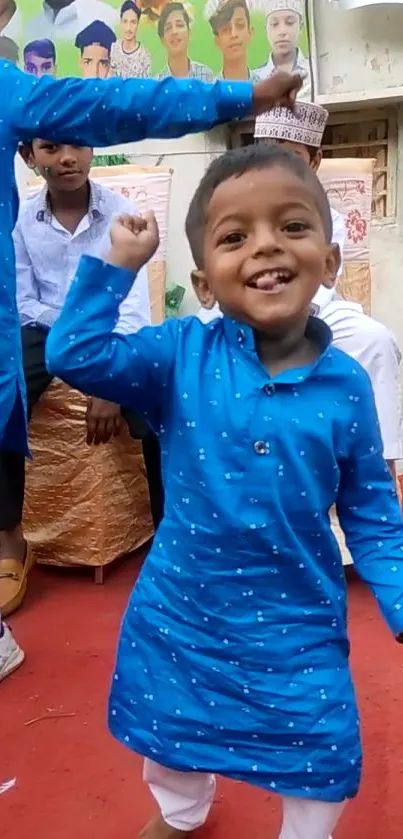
[
  {"x1": 26, "y1": 0, "x2": 119, "y2": 42},
  {"x1": 0, "y1": 139, "x2": 163, "y2": 622}
]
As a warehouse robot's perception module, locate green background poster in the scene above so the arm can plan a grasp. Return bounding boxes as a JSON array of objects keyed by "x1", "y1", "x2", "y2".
[{"x1": 0, "y1": 1, "x2": 312, "y2": 98}]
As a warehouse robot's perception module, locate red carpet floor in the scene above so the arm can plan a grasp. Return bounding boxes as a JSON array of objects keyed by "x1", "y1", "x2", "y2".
[{"x1": 1, "y1": 558, "x2": 403, "y2": 839}]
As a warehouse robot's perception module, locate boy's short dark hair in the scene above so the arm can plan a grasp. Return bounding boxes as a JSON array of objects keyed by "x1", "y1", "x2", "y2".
[
  {"x1": 24, "y1": 39, "x2": 56, "y2": 62},
  {"x1": 121, "y1": 0, "x2": 141, "y2": 19},
  {"x1": 272, "y1": 138, "x2": 318, "y2": 163},
  {"x1": 209, "y1": 0, "x2": 250, "y2": 34},
  {"x1": 185, "y1": 145, "x2": 333, "y2": 270},
  {"x1": 158, "y1": 2, "x2": 190, "y2": 38}
]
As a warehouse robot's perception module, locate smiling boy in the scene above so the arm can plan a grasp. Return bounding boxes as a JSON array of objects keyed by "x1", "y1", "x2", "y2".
[
  {"x1": 0, "y1": 138, "x2": 163, "y2": 621},
  {"x1": 201, "y1": 101, "x2": 402, "y2": 504},
  {"x1": 46, "y1": 145, "x2": 403, "y2": 839}
]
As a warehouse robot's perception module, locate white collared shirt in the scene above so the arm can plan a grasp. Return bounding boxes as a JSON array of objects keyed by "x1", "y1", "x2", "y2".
[
  {"x1": 26, "y1": 0, "x2": 119, "y2": 41},
  {"x1": 254, "y1": 50, "x2": 312, "y2": 101},
  {"x1": 319, "y1": 297, "x2": 402, "y2": 461},
  {"x1": 14, "y1": 181, "x2": 151, "y2": 336},
  {"x1": 196, "y1": 206, "x2": 402, "y2": 458},
  {"x1": 1, "y1": 8, "x2": 23, "y2": 40}
]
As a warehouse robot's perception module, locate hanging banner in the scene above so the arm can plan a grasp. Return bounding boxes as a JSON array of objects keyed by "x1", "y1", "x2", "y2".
[{"x1": 0, "y1": 0, "x2": 313, "y2": 100}]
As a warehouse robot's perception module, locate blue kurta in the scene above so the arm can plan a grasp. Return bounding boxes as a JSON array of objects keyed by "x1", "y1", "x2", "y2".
[
  {"x1": 47, "y1": 256, "x2": 403, "y2": 803},
  {"x1": 0, "y1": 61, "x2": 251, "y2": 454}
]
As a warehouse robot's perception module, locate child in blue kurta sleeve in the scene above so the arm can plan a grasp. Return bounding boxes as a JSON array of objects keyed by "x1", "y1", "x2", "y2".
[
  {"x1": 0, "y1": 60, "x2": 300, "y2": 455},
  {"x1": 0, "y1": 62, "x2": 301, "y2": 678},
  {"x1": 46, "y1": 145, "x2": 403, "y2": 839}
]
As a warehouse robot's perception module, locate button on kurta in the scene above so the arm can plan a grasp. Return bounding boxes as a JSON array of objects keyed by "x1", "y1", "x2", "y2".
[
  {"x1": 264, "y1": 384, "x2": 275, "y2": 396},
  {"x1": 254, "y1": 441, "x2": 270, "y2": 455}
]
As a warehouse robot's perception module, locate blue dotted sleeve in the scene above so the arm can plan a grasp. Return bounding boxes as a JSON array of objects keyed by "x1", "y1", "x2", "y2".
[
  {"x1": 336, "y1": 366, "x2": 403, "y2": 636},
  {"x1": 45, "y1": 255, "x2": 178, "y2": 429},
  {"x1": 5, "y1": 61, "x2": 253, "y2": 145}
]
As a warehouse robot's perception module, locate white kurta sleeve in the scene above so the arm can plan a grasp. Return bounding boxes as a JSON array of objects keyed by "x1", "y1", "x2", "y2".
[{"x1": 323, "y1": 305, "x2": 402, "y2": 461}]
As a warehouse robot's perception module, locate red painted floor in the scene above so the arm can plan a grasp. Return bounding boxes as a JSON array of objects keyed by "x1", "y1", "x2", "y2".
[{"x1": 1, "y1": 558, "x2": 403, "y2": 839}]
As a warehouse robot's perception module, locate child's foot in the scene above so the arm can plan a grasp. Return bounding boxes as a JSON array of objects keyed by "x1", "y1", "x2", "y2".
[
  {"x1": 139, "y1": 816, "x2": 191, "y2": 839},
  {"x1": 0, "y1": 623, "x2": 25, "y2": 681}
]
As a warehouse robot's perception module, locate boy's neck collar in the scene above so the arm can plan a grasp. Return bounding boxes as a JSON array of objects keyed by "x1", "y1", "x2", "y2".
[
  {"x1": 47, "y1": 179, "x2": 89, "y2": 213},
  {"x1": 222, "y1": 314, "x2": 332, "y2": 358},
  {"x1": 37, "y1": 180, "x2": 103, "y2": 223}
]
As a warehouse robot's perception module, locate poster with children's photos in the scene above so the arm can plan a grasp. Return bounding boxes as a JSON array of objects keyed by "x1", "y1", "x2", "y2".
[
  {"x1": 0, "y1": 0, "x2": 314, "y2": 100},
  {"x1": 329, "y1": 0, "x2": 403, "y2": 7}
]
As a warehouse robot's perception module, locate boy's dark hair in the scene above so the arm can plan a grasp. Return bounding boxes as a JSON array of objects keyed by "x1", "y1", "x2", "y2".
[
  {"x1": 121, "y1": 0, "x2": 141, "y2": 19},
  {"x1": 24, "y1": 39, "x2": 56, "y2": 62},
  {"x1": 273, "y1": 138, "x2": 318, "y2": 163},
  {"x1": 185, "y1": 145, "x2": 333, "y2": 270},
  {"x1": 158, "y1": 2, "x2": 190, "y2": 38},
  {"x1": 209, "y1": 0, "x2": 250, "y2": 35}
]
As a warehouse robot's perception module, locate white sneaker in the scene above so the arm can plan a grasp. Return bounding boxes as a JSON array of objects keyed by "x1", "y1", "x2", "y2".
[{"x1": 0, "y1": 624, "x2": 25, "y2": 682}]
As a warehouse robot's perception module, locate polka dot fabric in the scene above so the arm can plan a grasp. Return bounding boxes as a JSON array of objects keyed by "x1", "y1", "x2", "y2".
[{"x1": 46, "y1": 255, "x2": 403, "y2": 804}]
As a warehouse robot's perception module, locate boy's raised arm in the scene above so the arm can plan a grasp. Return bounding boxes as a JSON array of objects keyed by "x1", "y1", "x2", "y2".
[{"x1": 46, "y1": 214, "x2": 176, "y2": 426}]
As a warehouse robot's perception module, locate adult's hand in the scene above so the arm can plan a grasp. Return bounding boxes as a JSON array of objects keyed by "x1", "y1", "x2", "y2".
[
  {"x1": 252, "y1": 72, "x2": 303, "y2": 116},
  {"x1": 86, "y1": 398, "x2": 123, "y2": 446}
]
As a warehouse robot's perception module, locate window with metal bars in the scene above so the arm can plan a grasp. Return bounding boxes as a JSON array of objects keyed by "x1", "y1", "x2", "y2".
[
  {"x1": 321, "y1": 108, "x2": 397, "y2": 220},
  {"x1": 228, "y1": 107, "x2": 397, "y2": 221}
]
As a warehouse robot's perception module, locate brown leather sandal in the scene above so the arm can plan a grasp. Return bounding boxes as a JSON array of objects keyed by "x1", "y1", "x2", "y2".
[{"x1": 0, "y1": 546, "x2": 35, "y2": 617}]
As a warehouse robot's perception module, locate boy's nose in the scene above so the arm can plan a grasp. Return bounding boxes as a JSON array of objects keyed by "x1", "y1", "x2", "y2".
[
  {"x1": 252, "y1": 227, "x2": 282, "y2": 255},
  {"x1": 60, "y1": 147, "x2": 78, "y2": 165}
]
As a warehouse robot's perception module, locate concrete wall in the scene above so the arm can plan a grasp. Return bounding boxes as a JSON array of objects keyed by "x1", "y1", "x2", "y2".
[
  {"x1": 313, "y1": 0, "x2": 403, "y2": 99},
  {"x1": 311, "y1": 0, "x2": 403, "y2": 347}
]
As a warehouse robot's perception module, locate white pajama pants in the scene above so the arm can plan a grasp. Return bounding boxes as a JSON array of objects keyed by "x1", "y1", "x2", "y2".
[{"x1": 143, "y1": 760, "x2": 347, "y2": 839}]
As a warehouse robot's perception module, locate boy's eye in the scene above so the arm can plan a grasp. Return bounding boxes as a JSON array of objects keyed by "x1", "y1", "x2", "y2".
[
  {"x1": 221, "y1": 231, "x2": 245, "y2": 245},
  {"x1": 284, "y1": 221, "x2": 309, "y2": 234}
]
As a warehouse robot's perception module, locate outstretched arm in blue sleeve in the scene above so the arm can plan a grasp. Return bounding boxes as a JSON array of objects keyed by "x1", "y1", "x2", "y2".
[
  {"x1": 46, "y1": 255, "x2": 178, "y2": 431},
  {"x1": 5, "y1": 60, "x2": 252, "y2": 146},
  {"x1": 336, "y1": 367, "x2": 403, "y2": 638}
]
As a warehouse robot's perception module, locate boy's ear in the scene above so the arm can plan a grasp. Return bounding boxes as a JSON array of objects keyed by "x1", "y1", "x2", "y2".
[
  {"x1": 322, "y1": 243, "x2": 341, "y2": 290},
  {"x1": 191, "y1": 269, "x2": 216, "y2": 309},
  {"x1": 311, "y1": 149, "x2": 322, "y2": 173},
  {"x1": 18, "y1": 144, "x2": 36, "y2": 170}
]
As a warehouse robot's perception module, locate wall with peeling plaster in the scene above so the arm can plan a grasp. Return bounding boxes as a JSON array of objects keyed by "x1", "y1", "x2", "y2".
[
  {"x1": 313, "y1": 0, "x2": 403, "y2": 357},
  {"x1": 314, "y1": 0, "x2": 403, "y2": 97}
]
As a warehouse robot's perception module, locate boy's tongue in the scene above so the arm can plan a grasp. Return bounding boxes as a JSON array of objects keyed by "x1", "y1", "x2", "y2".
[{"x1": 255, "y1": 272, "x2": 282, "y2": 291}]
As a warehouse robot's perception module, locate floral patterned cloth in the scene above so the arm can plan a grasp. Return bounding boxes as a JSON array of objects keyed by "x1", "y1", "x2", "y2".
[{"x1": 318, "y1": 159, "x2": 374, "y2": 313}]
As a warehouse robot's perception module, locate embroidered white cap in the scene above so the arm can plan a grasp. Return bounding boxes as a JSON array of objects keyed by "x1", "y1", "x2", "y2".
[
  {"x1": 262, "y1": 0, "x2": 305, "y2": 16},
  {"x1": 254, "y1": 101, "x2": 329, "y2": 148}
]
